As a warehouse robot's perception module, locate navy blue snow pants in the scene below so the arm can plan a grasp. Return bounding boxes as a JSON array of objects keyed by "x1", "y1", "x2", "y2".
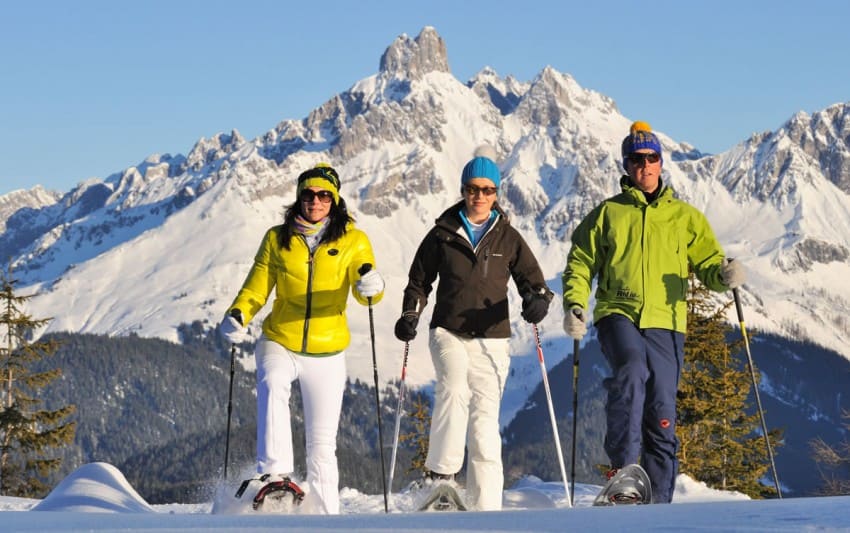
[{"x1": 597, "y1": 314, "x2": 685, "y2": 504}]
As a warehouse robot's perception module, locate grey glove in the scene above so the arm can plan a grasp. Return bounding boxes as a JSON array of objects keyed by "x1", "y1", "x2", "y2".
[
  {"x1": 356, "y1": 269, "x2": 385, "y2": 298},
  {"x1": 720, "y1": 258, "x2": 746, "y2": 289},
  {"x1": 219, "y1": 311, "x2": 248, "y2": 344},
  {"x1": 562, "y1": 306, "x2": 587, "y2": 340}
]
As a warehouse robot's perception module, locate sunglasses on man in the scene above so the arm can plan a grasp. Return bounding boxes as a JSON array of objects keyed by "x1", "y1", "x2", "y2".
[{"x1": 627, "y1": 152, "x2": 661, "y2": 165}]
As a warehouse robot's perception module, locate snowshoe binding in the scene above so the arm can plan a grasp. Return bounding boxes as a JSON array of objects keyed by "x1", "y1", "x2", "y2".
[
  {"x1": 235, "y1": 474, "x2": 305, "y2": 511},
  {"x1": 593, "y1": 464, "x2": 651, "y2": 506}
]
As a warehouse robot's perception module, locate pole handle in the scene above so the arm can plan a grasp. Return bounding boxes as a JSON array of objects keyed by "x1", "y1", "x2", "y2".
[{"x1": 733, "y1": 288, "x2": 744, "y2": 321}]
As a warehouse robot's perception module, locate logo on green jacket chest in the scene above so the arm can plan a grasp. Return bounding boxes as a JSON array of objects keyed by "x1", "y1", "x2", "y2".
[{"x1": 616, "y1": 288, "x2": 640, "y2": 300}]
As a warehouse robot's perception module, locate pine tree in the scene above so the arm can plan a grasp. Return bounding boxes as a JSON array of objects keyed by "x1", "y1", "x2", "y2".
[
  {"x1": 0, "y1": 266, "x2": 76, "y2": 497},
  {"x1": 399, "y1": 397, "x2": 431, "y2": 476},
  {"x1": 811, "y1": 410, "x2": 850, "y2": 495},
  {"x1": 676, "y1": 273, "x2": 780, "y2": 498}
]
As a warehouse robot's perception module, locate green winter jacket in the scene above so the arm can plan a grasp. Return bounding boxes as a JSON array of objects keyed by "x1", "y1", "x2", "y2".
[{"x1": 562, "y1": 176, "x2": 729, "y2": 333}]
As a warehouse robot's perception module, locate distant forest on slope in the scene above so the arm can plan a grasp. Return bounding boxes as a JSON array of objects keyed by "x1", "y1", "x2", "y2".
[{"x1": 31, "y1": 323, "x2": 850, "y2": 502}]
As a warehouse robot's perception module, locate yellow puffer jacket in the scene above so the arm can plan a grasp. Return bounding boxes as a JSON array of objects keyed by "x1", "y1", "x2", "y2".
[{"x1": 228, "y1": 223, "x2": 382, "y2": 354}]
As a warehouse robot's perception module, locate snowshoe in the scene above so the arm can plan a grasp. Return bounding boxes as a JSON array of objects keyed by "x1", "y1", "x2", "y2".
[
  {"x1": 235, "y1": 474, "x2": 305, "y2": 511},
  {"x1": 416, "y1": 483, "x2": 467, "y2": 512},
  {"x1": 592, "y1": 464, "x2": 651, "y2": 506}
]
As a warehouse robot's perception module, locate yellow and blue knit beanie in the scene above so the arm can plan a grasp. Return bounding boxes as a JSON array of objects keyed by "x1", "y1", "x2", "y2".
[
  {"x1": 461, "y1": 145, "x2": 501, "y2": 189},
  {"x1": 621, "y1": 121, "x2": 663, "y2": 169},
  {"x1": 296, "y1": 163, "x2": 341, "y2": 204}
]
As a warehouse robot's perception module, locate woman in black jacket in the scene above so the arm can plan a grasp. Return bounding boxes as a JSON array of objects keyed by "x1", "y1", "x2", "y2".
[{"x1": 394, "y1": 146, "x2": 552, "y2": 510}]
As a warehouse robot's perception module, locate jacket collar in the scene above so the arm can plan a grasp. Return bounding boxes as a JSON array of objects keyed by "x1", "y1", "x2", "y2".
[
  {"x1": 619, "y1": 175, "x2": 673, "y2": 205},
  {"x1": 435, "y1": 200, "x2": 509, "y2": 230}
]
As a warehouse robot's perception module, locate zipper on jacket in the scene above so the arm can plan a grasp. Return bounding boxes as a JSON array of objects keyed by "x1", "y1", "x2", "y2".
[
  {"x1": 476, "y1": 221, "x2": 501, "y2": 278},
  {"x1": 639, "y1": 204, "x2": 649, "y2": 321},
  {"x1": 301, "y1": 236, "x2": 315, "y2": 353}
]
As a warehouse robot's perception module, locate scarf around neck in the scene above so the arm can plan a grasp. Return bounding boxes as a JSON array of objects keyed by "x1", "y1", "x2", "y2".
[
  {"x1": 294, "y1": 215, "x2": 329, "y2": 251},
  {"x1": 294, "y1": 215, "x2": 328, "y2": 236}
]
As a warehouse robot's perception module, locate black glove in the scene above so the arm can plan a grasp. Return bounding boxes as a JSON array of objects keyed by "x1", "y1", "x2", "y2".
[
  {"x1": 521, "y1": 290, "x2": 552, "y2": 324},
  {"x1": 394, "y1": 314, "x2": 419, "y2": 342}
]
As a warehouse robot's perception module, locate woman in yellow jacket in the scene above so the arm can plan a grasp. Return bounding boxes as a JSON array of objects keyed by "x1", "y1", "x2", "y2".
[{"x1": 219, "y1": 163, "x2": 385, "y2": 514}]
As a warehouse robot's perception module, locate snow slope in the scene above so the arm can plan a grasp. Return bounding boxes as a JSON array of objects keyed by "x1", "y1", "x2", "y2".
[{"x1": 1, "y1": 462, "x2": 847, "y2": 531}]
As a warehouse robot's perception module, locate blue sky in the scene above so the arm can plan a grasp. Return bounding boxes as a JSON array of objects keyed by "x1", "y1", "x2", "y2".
[{"x1": 2, "y1": 0, "x2": 848, "y2": 195}]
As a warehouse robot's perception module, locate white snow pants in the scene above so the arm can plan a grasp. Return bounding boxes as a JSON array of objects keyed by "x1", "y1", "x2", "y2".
[
  {"x1": 425, "y1": 327, "x2": 510, "y2": 511},
  {"x1": 254, "y1": 336, "x2": 347, "y2": 514}
]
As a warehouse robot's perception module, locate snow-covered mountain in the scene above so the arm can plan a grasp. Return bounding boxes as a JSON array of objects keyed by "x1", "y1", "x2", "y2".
[{"x1": 3, "y1": 27, "x2": 850, "y2": 416}]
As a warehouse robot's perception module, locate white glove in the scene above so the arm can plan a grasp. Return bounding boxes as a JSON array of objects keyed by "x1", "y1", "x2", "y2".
[
  {"x1": 356, "y1": 269, "x2": 385, "y2": 298},
  {"x1": 720, "y1": 258, "x2": 746, "y2": 289},
  {"x1": 563, "y1": 307, "x2": 587, "y2": 340},
  {"x1": 219, "y1": 314, "x2": 248, "y2": 344}
]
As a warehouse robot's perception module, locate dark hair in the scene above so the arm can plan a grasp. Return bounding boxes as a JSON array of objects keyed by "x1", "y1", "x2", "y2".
[{"x1": 277, "y1": 196, "x2": 354, "y2": 250}]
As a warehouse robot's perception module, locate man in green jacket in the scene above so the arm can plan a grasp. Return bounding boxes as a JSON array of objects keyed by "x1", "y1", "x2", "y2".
[{"x1": 561, "y1": 121, "x2": 746, "y2": 503}]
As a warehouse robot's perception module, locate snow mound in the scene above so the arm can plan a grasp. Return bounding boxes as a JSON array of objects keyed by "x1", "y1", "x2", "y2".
[
  {"x1": 674, "y1": 473, "x2": 752, "y2": 502},
  {"x1": 32, "y1": 462, "x2": 156, "y2": 513}
]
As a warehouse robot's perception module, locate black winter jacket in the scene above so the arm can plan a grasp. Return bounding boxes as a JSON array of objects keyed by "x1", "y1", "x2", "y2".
[{"x1": 401, "y1": 201, "x2": 550, "y2": 338}]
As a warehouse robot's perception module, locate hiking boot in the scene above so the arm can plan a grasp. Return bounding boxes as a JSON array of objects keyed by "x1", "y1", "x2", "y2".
[
  {"x1": 408, "y1": 470, "x2": 457, "y2": 491},
  {"x1": 426, "y1": 471, "x2": 456, "y2": 484}
]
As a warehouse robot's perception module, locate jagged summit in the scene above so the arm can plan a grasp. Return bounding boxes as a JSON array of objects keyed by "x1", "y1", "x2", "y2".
[
  {"x1": 782, "y1": 102, "x2": 850, "y2": 191},
  {"x1": 378, "y1": 26, "x2": 449, "y2": 79},
  {"x1": 1, "y1": 26, "x2": 849, "y2": 376}
]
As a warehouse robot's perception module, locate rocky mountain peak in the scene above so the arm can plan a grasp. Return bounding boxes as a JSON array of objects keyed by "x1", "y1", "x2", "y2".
[
  {"x1": 378, "y1": 26, "x2": 449, "y2": 80},
  {"x1": 2, "y1": 27, "x2": 850, "y2": 366},
  {"x1": 783, "y1": 102, "x2": 850, "y2": 192},
  {"x1": 185, "y1": 129, "x2": 246, "y2": 172}
]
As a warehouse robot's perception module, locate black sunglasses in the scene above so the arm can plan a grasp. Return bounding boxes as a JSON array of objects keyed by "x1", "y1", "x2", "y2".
[
  {"x1": 463, "y1": 184, "x2": 498, "y2": 196},
  {"x1": 627, "y1": 152, "x2": 661, "y2": 165},
  {"x1": 299, "y1": 189, "x2": 334, "y2": 203}
]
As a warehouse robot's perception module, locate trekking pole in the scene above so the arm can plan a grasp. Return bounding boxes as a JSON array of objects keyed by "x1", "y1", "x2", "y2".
[
  {"x1": 387, "y1": 341, "x2": 410, "y2": 509},
  {"x1": 224, "y1": 344, "x2": 236, "y2": 480},
  {"x1": 733, "y1": 288, "x2": 782, "y2": 498},
  {"x1": 569, "y1": 334, "x2": 580, "y2": 505},
  {"x1": 359, "y1": 263, "x2": 389, "y2": 513},
  {"x1": 533, "y1": 324, "x2": 572, "y2": 508}
]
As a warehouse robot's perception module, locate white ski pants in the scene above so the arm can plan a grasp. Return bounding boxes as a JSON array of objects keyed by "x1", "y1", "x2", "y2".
[
  {"x1": 425, "y1": 327, "x2": 510, "y2": 511},
  {"x1": 254, "y1": 336, "x2": 347, "y2": 514}
]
